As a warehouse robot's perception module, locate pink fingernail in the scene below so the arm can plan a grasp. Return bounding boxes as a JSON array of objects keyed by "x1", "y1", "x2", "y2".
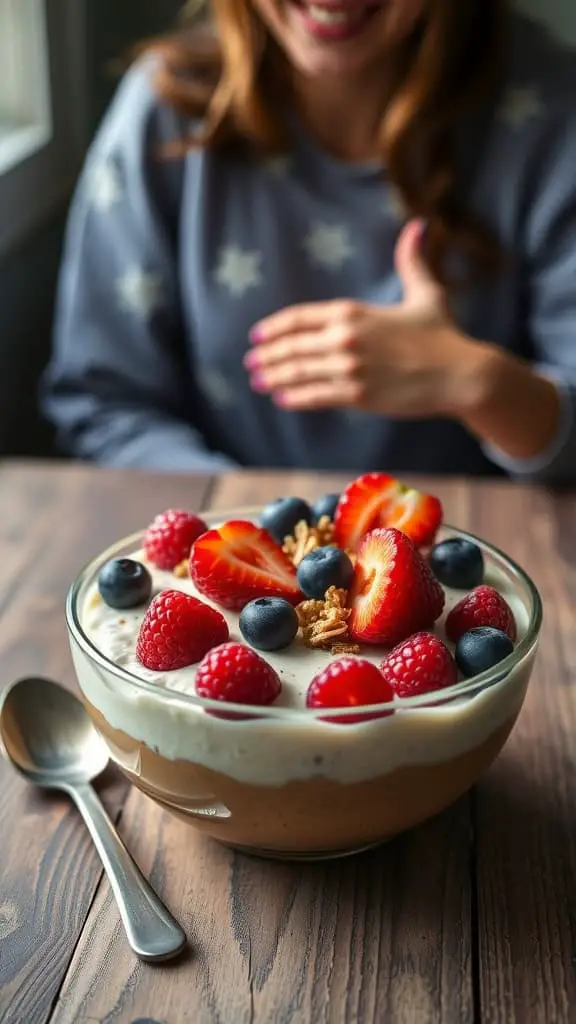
[
  {"x1": 249, "y1": 327, "x2": 265, "y2": 344},
  {"x1": 251, "y1": 373, "x2": 267, "y2": 392},
  {"x1": 244, "y1": 350, "x2": 259, "y2": 370},
  {"x1": 274, "y1": 392, "x2": 289, "y2": 407}
]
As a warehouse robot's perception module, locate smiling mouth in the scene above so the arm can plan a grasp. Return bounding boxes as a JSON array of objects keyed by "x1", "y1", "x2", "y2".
[{"x1": 290, "y1": 0, "x2": 383, "y2": 40}]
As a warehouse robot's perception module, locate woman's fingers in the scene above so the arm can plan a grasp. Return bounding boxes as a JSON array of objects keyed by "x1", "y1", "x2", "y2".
[
  {"x1": 273, "y1": 378, "x2": 366, "y2": 411},
  {"x1": 245, "y1": 323, "x2": 358, "y2": 375},
  {"x1": 248, "y1": 352, "x2": 361, "y2": 393},
  {"x1": 251, "y1": 299, "x2": 362, "y2": 343},
  {"x1": 245, "y1": 332, "x2": 326, "y2": 371}
]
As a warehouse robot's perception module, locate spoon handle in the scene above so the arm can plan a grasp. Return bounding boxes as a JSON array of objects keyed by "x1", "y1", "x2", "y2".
[{"x1": 70, "y1": 782, "x2": 186, "y2": 962}]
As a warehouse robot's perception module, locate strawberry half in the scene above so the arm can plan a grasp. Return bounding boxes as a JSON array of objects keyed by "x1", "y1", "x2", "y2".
[
  {"x1": 349, "y1": 527, "x2": 445, "y2": 647},
  {"x1": 334, "y1": 472, "x2": 443, "y2": 551},
  {"x1": 190, "y1": 520, "x2": 302, "y2": 611}
]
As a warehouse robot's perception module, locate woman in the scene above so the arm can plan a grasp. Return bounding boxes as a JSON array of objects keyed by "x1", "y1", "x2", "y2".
[{"x1": 43, "y1": 1, "x2": 576, "y2": 479}]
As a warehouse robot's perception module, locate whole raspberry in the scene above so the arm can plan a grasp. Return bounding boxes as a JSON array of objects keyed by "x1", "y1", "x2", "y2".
[
  {"x1": 144, "y1": 509, "x2": 208, "y2": 571},
  {"x1": 445, "y1": 585, "x2": 517, "y2": 644},
  {"x1": 380, "y1": 632, "x2": 457, "y2": 699},
  {"x1": 306, "y1": 657, "x2": 394, "y2": 724},
  {"x1": 136, "y1": 590, "x2": 229, "y2": 671},
  {"x1": 195, "y1": 643, "x2": 281, "y2": 706}
]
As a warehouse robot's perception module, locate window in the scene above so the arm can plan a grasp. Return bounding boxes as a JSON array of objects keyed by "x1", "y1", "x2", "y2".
[
  {"x1": 0, "y1": 0, "x2": 52, "y2": 176},
  {"x1": 0, "y1": 0, "x2": 88, "y2": 257}
]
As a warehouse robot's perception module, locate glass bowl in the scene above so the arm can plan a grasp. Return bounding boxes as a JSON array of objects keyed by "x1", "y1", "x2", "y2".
[{"x1": 66, "y1": 509, "x2": 542, "y2": 861}]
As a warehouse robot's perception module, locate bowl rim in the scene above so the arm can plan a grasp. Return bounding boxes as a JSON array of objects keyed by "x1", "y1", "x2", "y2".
[{"x1": 65, "y1": 506, "x2": 543, "y2": 720}]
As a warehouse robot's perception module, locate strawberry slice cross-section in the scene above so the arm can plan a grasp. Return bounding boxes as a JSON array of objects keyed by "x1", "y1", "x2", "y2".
[
  {"x1": 334, "y1": 472, "x2": 443, "y2": 552},
  {"x1": 190, "y1": 520, "x2": 302, "y2": 611},
  {"x1": 349, "y1": 527, "x2": 445, "y2": 647}
]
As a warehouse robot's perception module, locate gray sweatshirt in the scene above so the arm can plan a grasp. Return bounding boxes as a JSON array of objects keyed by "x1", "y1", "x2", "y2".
[{"x1": 43, "y1": 14, "x2": 576, "y2": 480}]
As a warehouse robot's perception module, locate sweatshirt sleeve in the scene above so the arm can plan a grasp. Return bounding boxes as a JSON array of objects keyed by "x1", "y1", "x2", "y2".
[
  {"x1": 42, "y1": 59, "x2": 236, "y2": 473},
  {"x1": 481, "y1": 75, "x2": 576, "y2": 484}
]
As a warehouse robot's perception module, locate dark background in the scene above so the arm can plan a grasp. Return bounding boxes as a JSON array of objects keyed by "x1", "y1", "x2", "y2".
[{"x1": 0, "y1": 0, "x2": 182, "y2": 460}]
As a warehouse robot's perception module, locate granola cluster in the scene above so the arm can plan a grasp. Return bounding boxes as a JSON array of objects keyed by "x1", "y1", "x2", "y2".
[
  {"x1": 296, "y1": 586, "x2": 360, "y2": 655},
  {"x1": 282, "y1": 516, "x2": 335, "y2": 567},
  {"x1": 173, "y1": 558, "x2": 190, "y2": 579}
]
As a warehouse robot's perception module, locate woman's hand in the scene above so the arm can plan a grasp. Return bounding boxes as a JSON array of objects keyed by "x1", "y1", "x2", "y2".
[{"x1": 244, "y1": 220, "x2": 489, "y2": 418}]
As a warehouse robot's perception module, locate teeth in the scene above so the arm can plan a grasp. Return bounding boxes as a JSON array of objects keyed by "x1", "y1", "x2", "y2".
[{"x1": 306, "y1": 5, "x2": 354, "y2": 25}]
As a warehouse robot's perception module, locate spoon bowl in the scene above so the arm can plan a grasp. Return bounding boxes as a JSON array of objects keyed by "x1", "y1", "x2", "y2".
[
  {"x1": 0, "y1": 676, "x2": 108, "y2": 787},
  {"x1": 0, "y1": 676, "x2": 186, "y2": 962}
]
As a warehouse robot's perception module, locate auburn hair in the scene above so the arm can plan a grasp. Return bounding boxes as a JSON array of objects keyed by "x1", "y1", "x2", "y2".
[{"x1": 147, "y1": 0, "x2": 509, "y2": 286}]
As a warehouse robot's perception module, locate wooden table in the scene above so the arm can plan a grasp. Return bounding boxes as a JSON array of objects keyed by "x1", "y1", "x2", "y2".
[{"x1": 1, "y1": 461, "x2": 575, "y2": 1024}]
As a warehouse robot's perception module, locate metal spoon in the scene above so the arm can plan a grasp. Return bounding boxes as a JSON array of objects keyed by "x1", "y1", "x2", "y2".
[{"x1": 0, "y1": 677, "x2": 186, "y2": 962}]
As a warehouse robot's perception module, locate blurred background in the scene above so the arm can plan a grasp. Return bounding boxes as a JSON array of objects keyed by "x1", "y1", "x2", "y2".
[{"x1": 0, "y1": 0, "x2": 574, "y2": 464}]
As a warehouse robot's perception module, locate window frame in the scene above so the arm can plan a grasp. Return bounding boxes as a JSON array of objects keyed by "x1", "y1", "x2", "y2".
[{"x1": 0, "y1": 0, "x2": 89, "y2": 258}]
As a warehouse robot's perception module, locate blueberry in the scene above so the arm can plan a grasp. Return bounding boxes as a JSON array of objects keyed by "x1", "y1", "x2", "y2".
[
  {"x1": 239, "y1": 597, "x2": 299, "y2": 651},
  {"x1": 429, "y1": 538, "x2": 484, "y2": 589},
  {"x1": 297, "y1": 546, "x2": 354, "y2": 600},
  {"x1": 98, "y1": 558, "x2": 153, "y2": 610},
  {"x1": 312, "y1": 493, "x2": 341, "y2": 524},
  {"x1": 260, "y1": 497, "x2": 313, "y2": 544},
  {"x1": 455, "y1": 627, "x2": 514, "y2": 678}
]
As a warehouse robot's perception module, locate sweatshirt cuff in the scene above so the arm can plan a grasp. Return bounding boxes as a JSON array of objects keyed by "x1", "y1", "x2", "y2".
[{"x1": 481, "y1": 368, "x2": 573, "y2": 476}]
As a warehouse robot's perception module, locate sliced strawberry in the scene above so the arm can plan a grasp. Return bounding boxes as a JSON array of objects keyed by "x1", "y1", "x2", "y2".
[
  {"x1": 190, "y1": 520, "x2": 302, "y2": 611},
  {"x1": 349, "y1": 527, "x2": 445, "y2": 647},
  {"x1": 334, "y1": 472, "x2": 443, "y2": 551}
]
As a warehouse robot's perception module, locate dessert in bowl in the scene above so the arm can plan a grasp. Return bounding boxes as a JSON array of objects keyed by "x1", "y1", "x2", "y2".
[{"x1": 66, "y1": 474, "x2": 541, "y2": 860}]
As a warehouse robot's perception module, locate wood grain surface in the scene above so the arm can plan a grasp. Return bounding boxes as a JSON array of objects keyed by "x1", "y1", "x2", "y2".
[
  {"x1": 1, "y1": 464, "x2": 575, "y2": 1024},
  {"x1": 0, "y1": 462, "x2": 212, "y2": 1024},
  {"x1": 467, "y1": 486, "x2": 576, "y2": 1024}
]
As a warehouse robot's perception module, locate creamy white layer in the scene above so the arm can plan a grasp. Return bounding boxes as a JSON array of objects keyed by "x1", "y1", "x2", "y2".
[{"x1": 72, "y1": 528, "x2": 536, "y2": 787}]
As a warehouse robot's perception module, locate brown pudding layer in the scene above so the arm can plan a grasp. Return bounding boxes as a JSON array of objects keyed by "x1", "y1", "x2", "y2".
[{"x1": 86, "y1": 699, "x2": 516, "y2": 855}]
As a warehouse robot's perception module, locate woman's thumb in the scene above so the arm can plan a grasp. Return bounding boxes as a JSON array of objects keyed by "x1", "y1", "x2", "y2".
[{"x1": 394, "y1": 220, "x2": 446, "y2": 311}]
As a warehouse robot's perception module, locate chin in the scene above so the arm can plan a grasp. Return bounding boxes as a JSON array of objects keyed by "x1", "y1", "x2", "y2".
[
  {"x1": 272, "y1": 0, "x2": 399, "y2": 78},
  {"x1": 292, "y1": 42, "x2": 387, "y2": 78}
]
